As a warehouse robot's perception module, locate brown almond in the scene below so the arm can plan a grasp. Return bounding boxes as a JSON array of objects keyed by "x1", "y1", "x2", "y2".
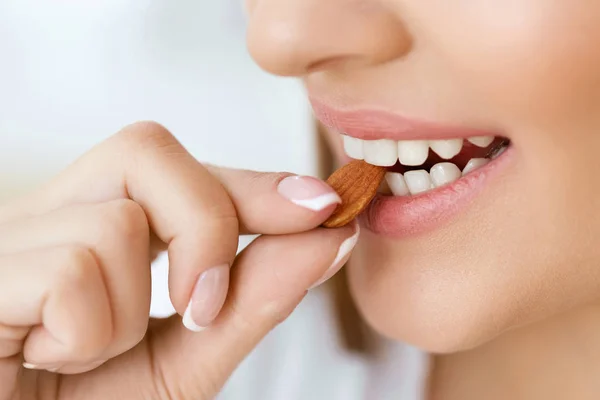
[{"x1": 322, "y1": 160, "x2": 386, "y2": 228}]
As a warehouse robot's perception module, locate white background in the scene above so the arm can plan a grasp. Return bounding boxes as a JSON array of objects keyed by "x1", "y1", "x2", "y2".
[{"x1": 0, "y1": 0, "x2": 317, "y2": 316}]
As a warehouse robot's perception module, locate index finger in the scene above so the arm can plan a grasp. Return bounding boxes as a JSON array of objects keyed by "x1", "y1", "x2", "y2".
[{"x1": 0, "y1": 122, "x2": 341, "y2": 312}]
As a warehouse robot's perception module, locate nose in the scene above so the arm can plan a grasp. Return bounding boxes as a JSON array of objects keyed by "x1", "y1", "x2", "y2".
[{"x1": 246, "y1": 0, "x2": 412, "y2": 76}]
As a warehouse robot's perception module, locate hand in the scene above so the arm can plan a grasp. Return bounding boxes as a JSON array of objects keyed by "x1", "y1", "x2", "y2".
[{"x1": 0, "y1": 122, "x2": 359, "y2": 400}]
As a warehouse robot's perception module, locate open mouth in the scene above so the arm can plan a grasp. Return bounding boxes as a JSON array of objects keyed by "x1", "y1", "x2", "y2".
[
  {"x1": 310, "y1": 99, "x2": 515, "y2": 236},
  {"x1": 342, "y1": 135, "x2": 510, "y2": 196}
]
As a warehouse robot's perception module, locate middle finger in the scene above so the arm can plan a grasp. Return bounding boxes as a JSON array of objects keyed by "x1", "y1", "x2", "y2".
[{"x1": 0, "y1": 199, "x2": 152, "y2": 365}]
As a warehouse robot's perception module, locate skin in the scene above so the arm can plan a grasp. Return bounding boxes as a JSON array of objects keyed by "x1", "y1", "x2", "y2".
[
  {"x1": 245, "y1": 0, "x2": 600, "y2": 398},
  {"x1": 4, "y1": 2, "x2": 600, "y2": 399},
  {"x1": 0, "y1": 123, "x2": 356, "y2": 399}
]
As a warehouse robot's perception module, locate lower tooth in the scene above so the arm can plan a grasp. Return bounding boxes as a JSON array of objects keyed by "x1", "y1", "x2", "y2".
[
  {"x1": 385, "y1": 172, "x2": 410, "y2": 196},
  {"x1": 462, "y1": 158, "x2": 489, "y2": 175},
  {"x1": 404, "y1": 170, "x2": 433, "y2": 195},
  {"x1": 430, "y1": 162, "x2": 461, "y2": 188},
  {"x1": 485, "y1": 139, "x2": 510, "y2": 159},
  {"x1": 490, "y1": 144, "x2": 507, "y2": 159},
  {"x1": 378, "y1": 176, "x2": 393, "y2": 195}
]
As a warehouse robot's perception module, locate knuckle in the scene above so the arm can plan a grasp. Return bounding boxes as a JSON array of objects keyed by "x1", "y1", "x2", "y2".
[
  {"x1": 202, "y1": 211, "x2": 239, "y2": 236},
  {"x1": 98, "y1": 199, "x2": 150, "y2": 241},
  {"x1": 225, "y1": 297, "x2": 257, "y2": 334},
  {"x1": 260, "y1": 299, "x2": 299, "y2": 326},
  {"x1": 248, "y1": 171, "x2": 292, "y2": 193},
  {"x1": 227, "y1": 295, "x2": 297, "y2": 334},
  {"x1": 113, "y1": 121, "x2": 181, "y2": 153},
  {"x1": 56, "y1": 246, "x2": 99, "y2": 280},
  {"x1": 184, "y1": 199, "x2": 238, "y2": 241}
]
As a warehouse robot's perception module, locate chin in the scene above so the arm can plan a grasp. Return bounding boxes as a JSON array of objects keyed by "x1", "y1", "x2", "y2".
[
  {"x1": 346, "y1": 212, "x2": 600, "y2": 354},
  {"x1": 345, "y1": 235, "x2": 508, "y2": 354}
]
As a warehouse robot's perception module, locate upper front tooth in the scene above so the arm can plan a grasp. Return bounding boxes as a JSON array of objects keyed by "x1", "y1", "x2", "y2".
[
  {"x1": 430, "y1": 162, "x2": 461, "y2": 187},
  {"x1": 397, "y1": 140, "x2": 429, "y2": 166},
  {"x1": 343, "y1": 135, "x2": 364, "y2": 160},
  {"x1": 404, "y1": 170, "x2": 432, "y2": 195},
  {"x1": 364, "y1": 139, "x2": 397, "y2": 166},
  {"x1": 429, "y1": 139, "x2": 463, "y2": 160},
  {"x1": 467, "y1": 136, "x2": 494, "y2": 148},
  {"x1": 385, "y1": 172, "x2": 410, "y2": 196}
]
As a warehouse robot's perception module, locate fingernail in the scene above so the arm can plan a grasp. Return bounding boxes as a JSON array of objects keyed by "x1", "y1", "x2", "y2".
[
  {"x1": 277, "y1": 175, "x2": 341, "y2": 211},
  {"x1": 23, "y1": 362, "x2": 62, "y2": 371},
  {"x1": 183, "y1": 264, "x2": 230, "y2": 332},
  {"x1": 311, "y1": 222, "x2": 361, "y2": 289}
]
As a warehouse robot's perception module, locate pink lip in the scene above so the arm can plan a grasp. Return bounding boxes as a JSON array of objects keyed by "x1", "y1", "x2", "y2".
[
  {"x1": 310, "y1": 97, "x2": 513, "y2": 237},
  {"x1": 310, "y1": 99, "x2": 499, "y2": 141},
  {"x1": 362, "y1": 146, "x2": 514, "y2": 237}
]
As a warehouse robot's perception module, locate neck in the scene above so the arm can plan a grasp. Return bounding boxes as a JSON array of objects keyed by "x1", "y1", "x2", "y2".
[{"x1": 428, "y1": 302, "x2": 600, "y2": 400}]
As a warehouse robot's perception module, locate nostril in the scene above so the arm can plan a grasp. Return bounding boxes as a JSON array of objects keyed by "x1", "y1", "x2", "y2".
[{"x1": 306, "y1": 55, "x2": 359, "y2": 73}]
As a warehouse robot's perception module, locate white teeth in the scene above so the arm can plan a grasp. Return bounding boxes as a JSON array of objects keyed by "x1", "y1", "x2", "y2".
[
  {"x1": 343, "y1": 135, "x2": 364, "y2": 160},
  {"x1": 397, "y1": 140, "x2": 429, "y2": 166},
  {"x1": 467, "y1": 136, "x2": 495, "y2": 148},
  {"x1": 340, "y1": 135, "x2": 500, "y2": 173},
  {"x1": 385, "y1": 172, "x2": 410, "y2": 196},
  {"x1": 383, "y1": 160, "x2": 482, "y2": 197},
  {"x1": 404, "y1": 170, "x2": 432, "y2": 195},
  {"x1": 462, "y1": 158, "x2": 489, "y2": 175},
  {"x1": 363, "y1": 139, "x2": 398, "y2": 167},
  {"x1": 430, "y1": 162, "x2": 462, "y2": 188},
  {"x1": 378, "y1": 176, "x2": 392, "y2": 195},
  {"x1": 429, "y1": 139, "x2": 463, "y2": 160}
]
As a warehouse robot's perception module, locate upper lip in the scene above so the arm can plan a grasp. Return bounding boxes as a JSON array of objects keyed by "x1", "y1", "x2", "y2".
[{"x1": 310, "y1": 98, "x2": 498, "y2": 141}]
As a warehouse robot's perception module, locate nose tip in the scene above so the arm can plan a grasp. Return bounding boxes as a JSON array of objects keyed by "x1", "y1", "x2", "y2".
[
  {"x1": 246, "y1": 2, "x2": 412, "y2": 77},
  {"x1": 246, "y1": 18, "x2": 321, "y2": 76}
]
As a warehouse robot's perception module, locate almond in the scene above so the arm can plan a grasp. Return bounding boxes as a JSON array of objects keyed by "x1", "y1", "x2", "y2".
[{"x1": 322, "y1": 160, "x2": 386, "y2": 228}]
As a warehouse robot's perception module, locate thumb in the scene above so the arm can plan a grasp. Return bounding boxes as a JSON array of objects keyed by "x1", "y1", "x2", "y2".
[{"x1": 147, "y1": 223, "x2": 359, "y2": 399}]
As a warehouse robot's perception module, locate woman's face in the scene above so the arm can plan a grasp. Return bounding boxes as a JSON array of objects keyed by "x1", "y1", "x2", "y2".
[{"x1": 245, "y1": 0, "x2": 600, "y2": 352}]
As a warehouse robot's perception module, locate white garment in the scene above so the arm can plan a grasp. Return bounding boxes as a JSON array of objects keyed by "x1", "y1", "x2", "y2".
[{"x1": 218, "y1": 288, "x2": 430, "y2": 400}]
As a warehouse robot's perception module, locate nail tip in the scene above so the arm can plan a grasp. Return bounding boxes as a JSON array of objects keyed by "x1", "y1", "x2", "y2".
[
  {"x1": 22, "y1": 362, "x2": 38, "y2": 370},
  {"x1": 291, "y1": 193, "x2": 342, "y2": 211},
  {"x1": 310, "y1": 223, "x2": 361, "y2": 290},
  {"x1": 182, "y1": 303, "x2": 206, "y2": 333},
  {"x1": 332, "y1": 228, "x2": 360, "y2": 267}
]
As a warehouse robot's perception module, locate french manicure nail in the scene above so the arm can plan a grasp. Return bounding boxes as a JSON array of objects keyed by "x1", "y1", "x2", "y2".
[
  {"x1": 183, "y1": 264, "x2": 230, "y2": 332},
  {"x1": 277, "y1": 175, "x2": 341, "y2": 211},
  {"x1": 23, "y1": 362, "x2": 62, "y2": 371},
  {"x1": 311, "y1": 222, "x2": 361, "y2": 289}
]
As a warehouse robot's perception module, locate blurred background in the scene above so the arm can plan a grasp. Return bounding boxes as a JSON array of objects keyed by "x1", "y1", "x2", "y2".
[{"x1": 0, "y1": 0, "x2": 317, "y2": 317}]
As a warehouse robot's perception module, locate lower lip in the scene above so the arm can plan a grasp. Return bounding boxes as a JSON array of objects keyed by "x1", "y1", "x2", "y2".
[{"x1": 361, "y1": 146, "x2": 515, "y2": 237}]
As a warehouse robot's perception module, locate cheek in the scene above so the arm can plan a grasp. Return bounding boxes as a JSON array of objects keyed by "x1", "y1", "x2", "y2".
[
  {"x1": 424, "y1": 1, "x2": 600, "y2": 125},
  {"x1": 347, "y1": 151, "x2": 600, "y2": 353}
]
